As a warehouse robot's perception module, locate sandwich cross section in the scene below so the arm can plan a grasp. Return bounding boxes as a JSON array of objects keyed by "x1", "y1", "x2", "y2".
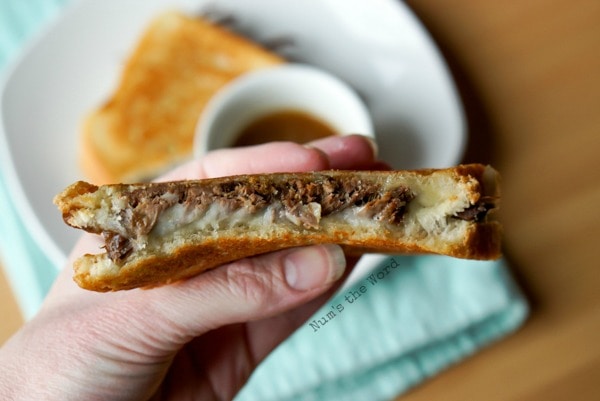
[{"x1": 55, "y1": 165, "x2": 502, "y2": 291}]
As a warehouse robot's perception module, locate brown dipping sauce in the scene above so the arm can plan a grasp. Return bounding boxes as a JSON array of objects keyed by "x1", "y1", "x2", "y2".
[{"x1": 232, "y1": 110, "x2": 338, "y2": 147}]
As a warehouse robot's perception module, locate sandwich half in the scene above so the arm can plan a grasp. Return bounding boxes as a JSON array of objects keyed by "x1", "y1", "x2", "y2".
[
  {"x1": 55, "y1": 164, "x2": 501, "y2": 291},
  {"x1": 81, "y1": 11, "x2": 283, "y2": 184}
]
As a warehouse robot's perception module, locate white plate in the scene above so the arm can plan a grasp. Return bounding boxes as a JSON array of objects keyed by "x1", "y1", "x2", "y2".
[{"x1": 0, "y1": 0, "x2": 465, "y2": 270}]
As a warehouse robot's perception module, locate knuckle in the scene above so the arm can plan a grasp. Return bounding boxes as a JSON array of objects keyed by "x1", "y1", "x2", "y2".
[
  {"x1": 299, "y1": 147, "x2": 329, "y2": 170},
  {"x1": 222, "y1": 258, "x2": 281, "y2": 310}
]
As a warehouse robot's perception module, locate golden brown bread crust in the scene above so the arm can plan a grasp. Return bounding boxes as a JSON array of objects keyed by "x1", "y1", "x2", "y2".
[
  {"x1": 56, "y1": 164, "x2": 502, "y2": 292},
  {"x1": 73, "y1": 222, "x2": 501, "y2": 292},
  {"x1": 80, "y1": 11, "x2": 284, "y2": 184}
]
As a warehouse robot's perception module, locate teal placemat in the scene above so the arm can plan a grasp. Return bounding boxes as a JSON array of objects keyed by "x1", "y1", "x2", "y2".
[{"x1": 0, "y1": 0, "x2": 70, "y2": 319}]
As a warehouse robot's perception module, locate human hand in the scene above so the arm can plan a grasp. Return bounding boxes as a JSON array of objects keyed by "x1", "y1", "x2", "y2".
[{"x1": 0, "y1": 135, "x2": 381, "y2": 401}]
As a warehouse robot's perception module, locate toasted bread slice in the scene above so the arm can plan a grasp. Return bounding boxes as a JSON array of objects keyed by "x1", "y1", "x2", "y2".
[
  {"x1": 81, "y1": 11, "x2": 283, "y2": 184},
  {"x1": 55, "y1": 164, "x2": 502, "y2": 291}
]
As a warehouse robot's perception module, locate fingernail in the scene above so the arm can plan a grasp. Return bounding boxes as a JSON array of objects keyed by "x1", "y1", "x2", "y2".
[{"x1": 284, "y1": 245, "x2": 346, "y2": 291}]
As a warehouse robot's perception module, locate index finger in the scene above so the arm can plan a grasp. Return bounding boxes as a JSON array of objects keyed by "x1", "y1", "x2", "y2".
[
  {"x1": 158, "y1": 141, "x2": 329, "y2": 181},
  {"x1": 158, "y1": 135, "x2": 378, "y2": 181}
]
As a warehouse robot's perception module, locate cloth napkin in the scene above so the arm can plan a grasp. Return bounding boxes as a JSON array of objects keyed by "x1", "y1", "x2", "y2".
[
  {"x1": 0, "y1": 0, "x2": 528, "y2": 399},
  {"x1": 236, "y1": 256, "x2": 527, "y2": 401},
  {"x1": 0, "y1": 0, "x2": 69, "y2": 319}
]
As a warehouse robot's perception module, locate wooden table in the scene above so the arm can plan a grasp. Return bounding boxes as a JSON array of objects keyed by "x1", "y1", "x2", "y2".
[
  {"x1": 2, "y1": 0, "x2": 600, "y2": 398},
  {"x1": 397, "y1": 0, "x2": 600, "y2": 399}
]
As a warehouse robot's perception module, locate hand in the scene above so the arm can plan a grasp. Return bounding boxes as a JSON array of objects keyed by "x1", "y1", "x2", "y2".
[{"x1": 0, "y1": 135, "x2": 381, "y2": 401}]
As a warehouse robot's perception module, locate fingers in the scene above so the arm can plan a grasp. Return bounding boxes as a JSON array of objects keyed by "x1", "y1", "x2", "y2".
[
  {"x1": 203, "y1": 141, "x2": 332, "y2": 177},
  {"x1": 46, "y1": 135, "x2": 376, "y2": 350},
  {"x1": 157, "y1": 134, "x2": 378, "y2": 181},
  {"x1": 159, "y1": 142, "x2": 329, "y2": 181},
  {"x1": 146, "y1": 245, "x2": 346, "y2": 346}
]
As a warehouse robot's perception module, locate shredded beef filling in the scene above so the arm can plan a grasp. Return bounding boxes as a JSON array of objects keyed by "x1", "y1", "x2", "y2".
[
  {"x1": 102, "y1": 231, "x2": 133, "y2": 262},
  {"x1": 102, "y1": 177, "x2": 416, "y2": 262},
  {"x1": 453, "y1": 196, "x2": 496, "y2": 222},
  {"x1": 101, "y1": 177, "x2": 494, "y2": 263}
]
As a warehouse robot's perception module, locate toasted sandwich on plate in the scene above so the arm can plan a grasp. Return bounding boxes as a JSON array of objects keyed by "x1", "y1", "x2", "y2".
[{"x1": 81, "y1": 11, "x2": 283, "y2": 184}]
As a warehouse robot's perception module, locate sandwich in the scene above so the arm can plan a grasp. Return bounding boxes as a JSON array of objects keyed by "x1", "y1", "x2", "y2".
[
  {"x1": 54, "y1": 164, "x2": 501, "y2": 292},
  {"x1": 80, "y1": 11, "x2": 283, "y2": 184}
]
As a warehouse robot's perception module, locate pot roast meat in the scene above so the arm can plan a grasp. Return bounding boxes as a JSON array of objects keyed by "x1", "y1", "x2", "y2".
[
  {"x1": 100, "y1": 176, "x2": 493, "y2": 263},
  {"x1": 120, "y1": 177, "x2": 415, "y2": 237},
  {"x1": 453, "y1": 196, "x2": 497, "y2": 222},
  {"x1": 102, "y1": 231, "x2": 133, "y2": 261}
]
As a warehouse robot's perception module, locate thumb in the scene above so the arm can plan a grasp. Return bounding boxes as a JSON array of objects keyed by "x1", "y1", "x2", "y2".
[{"x1": 145, "y1": 244, "x2": 347, "y2": 345}]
